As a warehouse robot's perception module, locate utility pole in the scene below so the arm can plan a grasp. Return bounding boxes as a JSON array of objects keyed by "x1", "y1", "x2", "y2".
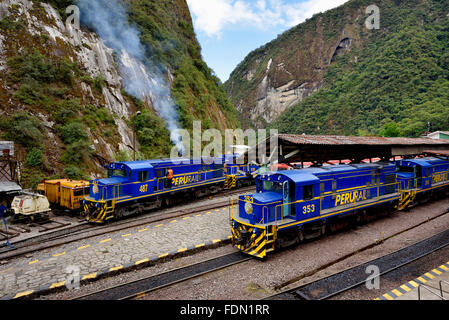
[{"x1": 133, "y1": 111, "x2": 141, "y2": 161}]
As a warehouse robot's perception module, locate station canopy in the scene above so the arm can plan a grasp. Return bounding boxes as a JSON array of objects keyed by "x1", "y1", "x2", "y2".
[{"x1": 241, "y1": 134, "x2": 449, "y2": 165}]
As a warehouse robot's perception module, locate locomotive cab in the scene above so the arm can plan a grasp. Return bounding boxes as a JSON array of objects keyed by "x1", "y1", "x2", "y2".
[
  {"x1": 84, "y1": 162, "x2": 153, "y2": 222},
  {"x1": 231, "y1": 171, "x2": 320, "y2": 258},
  {"x1": 395, "y1": 159, "x2": 433, "y2": 190}
]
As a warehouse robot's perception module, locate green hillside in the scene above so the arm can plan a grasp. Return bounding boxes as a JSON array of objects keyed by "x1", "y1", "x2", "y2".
[
  {"x1": 0, "y1": 0, "x2": 239, "y2": 188},
  {"x1": 273, "y1": 0, "x2": 449, "y2": 137},
  {"x1": 50, "y1": 0, "x2": 239, "y2": 131}
]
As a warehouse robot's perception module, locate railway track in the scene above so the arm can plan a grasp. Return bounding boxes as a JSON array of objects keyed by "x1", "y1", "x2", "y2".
[
  {"x1": 73, "y1": 252, "x2": 251, "y2": 300},
  {"x1": 0, "y1": 186, "x2": 254, "y2": 260},
  {"x1": 265, "y1": 227, "x2": 449, "y2": 300}
]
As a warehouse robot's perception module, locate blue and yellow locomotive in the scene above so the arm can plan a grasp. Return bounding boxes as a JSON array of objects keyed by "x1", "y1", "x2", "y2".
[
  {"x1": 84, "y1": 155, "x2": 258, "y2": 223},
  {"x1": 395, "y1": 157, "x2": 449, "y2": 209},
  {"x1": 231, "y1": 157, "x2": 449, "y2": 259}
]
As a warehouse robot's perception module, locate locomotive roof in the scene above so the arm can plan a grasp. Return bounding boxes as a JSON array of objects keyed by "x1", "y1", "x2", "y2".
[
  {"x1": 114, "y1": 156, "x2": 231, "y2": 170},
  {"x1": 263, "y1": 162, "x2": 394, "y2": 185},
  {"x1": 398, "y1": 157, "x2": 448, "y2": 167}
]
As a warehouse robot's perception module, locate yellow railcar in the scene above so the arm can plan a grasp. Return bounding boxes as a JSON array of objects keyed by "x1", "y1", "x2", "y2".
[
  {"x1": 43, "y1": 179, "x2": 90, "y2": 211},
  {"x1": 43, "y1": 179, "x2": 63, "y2": 205}
]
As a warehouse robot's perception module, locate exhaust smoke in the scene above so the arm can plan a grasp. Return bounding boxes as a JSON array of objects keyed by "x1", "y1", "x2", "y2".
[{"x1": 78, "y1": 0, "x2": 185, "y2": 155}]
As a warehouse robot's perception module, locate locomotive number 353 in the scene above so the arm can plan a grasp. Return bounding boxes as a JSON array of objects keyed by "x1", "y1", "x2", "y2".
[{"x1": 302, "y1": 204, "x2": 315, "y2": 214}]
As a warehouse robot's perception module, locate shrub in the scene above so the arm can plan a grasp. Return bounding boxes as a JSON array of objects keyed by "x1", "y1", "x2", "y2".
[
  {"x1": 93, "y1": 75, "x2": 106, "y2": 92},
  {"x1": 25, "y1": 148, "x2": 43, "y2": 168},
  {"x1": 63, "y1": 165, "x2": 88, "y2": 180},
  {"x1": 0, "y1": 112, "x2": 44, "y2": 149},
  {"x1": 62, "y1": 140, "x2": 93, "y2": 165},
  {"x1": 133, "y1": 110, "x2": 171, "y2": 158},
  {"x1": 61, "y1": 121, "x2": 88, "y2": 144}
]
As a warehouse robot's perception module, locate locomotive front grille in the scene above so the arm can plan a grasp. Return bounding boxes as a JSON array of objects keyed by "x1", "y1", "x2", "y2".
[
  {"x1": 231, "y1": 222, "x2": 268, "y2": 259},
  {"x1": 84, "y1": 200, "x2": 108, "y2": 223}
]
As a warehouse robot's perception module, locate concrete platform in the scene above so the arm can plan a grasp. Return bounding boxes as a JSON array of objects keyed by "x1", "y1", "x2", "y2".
[
  {"x1": 0, "y1": 206, "x2": 233, "y2": 300},
  {"x1": 377, "y1": 262, "x2": 449, "y2": 300}
]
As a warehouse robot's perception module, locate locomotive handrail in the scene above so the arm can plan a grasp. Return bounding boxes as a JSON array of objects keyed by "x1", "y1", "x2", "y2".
[
  {"x1": 94, "y1": 170, "x2": 230, "y2": 202},
  {"x1": 262, "y1": 206, "x2": 267, "y2": 225},
  {"x1": 439, "y1": 280, "x2": 449, "y2": 299}
]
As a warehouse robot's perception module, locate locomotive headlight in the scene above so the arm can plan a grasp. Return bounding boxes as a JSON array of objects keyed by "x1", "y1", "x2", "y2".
[{"x1": 244, "y1": 202, "x2": 253, "y2": 214}]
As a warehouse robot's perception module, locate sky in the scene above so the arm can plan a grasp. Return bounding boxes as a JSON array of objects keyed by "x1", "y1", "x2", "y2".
[{"x1": 186, "y1": 0, "x2": 350, "y2": 82}]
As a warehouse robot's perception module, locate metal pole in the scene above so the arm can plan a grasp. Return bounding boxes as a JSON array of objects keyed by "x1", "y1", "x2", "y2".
[
  {"x1": 133, "y1": 121, "x2": 136, "y2": 161},
  {"x1": 133, "y1": 111, "x2": 141, "y2": 161}
]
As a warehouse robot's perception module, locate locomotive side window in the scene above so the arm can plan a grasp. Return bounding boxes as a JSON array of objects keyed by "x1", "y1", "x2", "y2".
[
  {"x1": 155, "y1": 169, "x2": 165, "y2": 178},
  {"x1": 320, "y1": 182, "x2": 325, "y2": 193},
  {"x1": 138, "y1": 171, "x2": 149, "y2": 182},
  {"x1": 303, "y1": 185, "x2": 313, "y2": 200},
  {"x1": 256, "y1": 179, "x2": 262, "y2": 192}
]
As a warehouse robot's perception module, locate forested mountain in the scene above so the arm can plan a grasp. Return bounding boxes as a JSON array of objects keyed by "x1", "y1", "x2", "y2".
[{"x1": 225, "y1": 0, "x2": 449, "y2": 137}]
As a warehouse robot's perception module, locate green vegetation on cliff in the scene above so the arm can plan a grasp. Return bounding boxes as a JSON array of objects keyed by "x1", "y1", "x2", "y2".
[
  {"x1": 0, "y1": 0, "x2": 240, "y2": 188},
  {"x1": 125, "y1": 0, "x2": 239, "y2": 132},
  {"x1": 46, "y1": 0, "x2": 239, "y2": 161},
  {"x1": 225, "y1": 0, "x2": 449, "y2": 137}
]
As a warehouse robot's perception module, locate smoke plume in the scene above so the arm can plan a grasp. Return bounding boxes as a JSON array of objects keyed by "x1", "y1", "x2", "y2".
[{"x1": 77, "y1": 0, "x2": 185, "y2": 155}]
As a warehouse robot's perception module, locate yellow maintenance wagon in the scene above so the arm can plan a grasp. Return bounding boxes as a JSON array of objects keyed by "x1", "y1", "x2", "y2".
[{"x1": 43, "y1": 179, "x2": 90, "y2": 211}]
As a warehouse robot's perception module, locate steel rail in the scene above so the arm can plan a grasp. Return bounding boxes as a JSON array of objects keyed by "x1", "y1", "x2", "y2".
[
  {"x1": 0, "y1": 186, "x2": 254, "y2": 260},
  {"x1": 264, "y1": 226, "x2": 449, "y2": 300},
  {"x1": 72, "y1": 252, "x2": 251, "y2": 300}
]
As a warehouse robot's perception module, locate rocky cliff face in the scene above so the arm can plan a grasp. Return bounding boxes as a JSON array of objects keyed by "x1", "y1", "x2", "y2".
[
  {"x1": 0, "y1": 0, "x2": 135, "y2": 167},
  {"x1": 0, "y1": 0, "x2": 239, "y2": 186},
  {"x1": 225, "y1": 0, "x2": 449, "y2": 136}
]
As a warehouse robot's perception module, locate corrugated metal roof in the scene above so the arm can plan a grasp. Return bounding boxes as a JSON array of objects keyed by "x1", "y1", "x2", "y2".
[
  {"x1": 0, "y1": 181, "x2": 22, "y2": 193},
  {"x1": 278, "y1": 134, "x2": 449, "y2": 146},
  {"x1": 424, "y1": 150, "x2": 449, "y2": 156}
]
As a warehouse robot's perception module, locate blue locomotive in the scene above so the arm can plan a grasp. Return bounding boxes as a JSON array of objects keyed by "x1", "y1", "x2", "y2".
[
  {"x1": 83, "y1": 155, "x2": 258, "y2": 223},
  {"x1": 231, "y1": 157, "x2": 449, "y2": 259}
]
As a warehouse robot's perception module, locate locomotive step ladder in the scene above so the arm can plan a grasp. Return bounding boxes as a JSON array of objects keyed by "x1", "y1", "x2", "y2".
[
  {"x1": 398, "y1": 189, "x2": 417, "y2": 211},
  {"x1": 104, "y1": 200, "x2": 116, "y2": 220},
  {"x1": 265, "y1": 225, "x2": 278, "y2": 254},
  {"x1": 224, "y1": 175, "x2": 237, "y2": 189}
]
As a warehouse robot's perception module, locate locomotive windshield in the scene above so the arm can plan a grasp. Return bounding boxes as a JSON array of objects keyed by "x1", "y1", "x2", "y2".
[
  {"x1": 263, "y1": 181, "x2": 283, "y2": 193},
  {"x1": 396, "y1": 166, "x2": 415, "y2": 173},
  {"x1": 111, "y1": 169, "x2": 127, "y2": 177}
]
